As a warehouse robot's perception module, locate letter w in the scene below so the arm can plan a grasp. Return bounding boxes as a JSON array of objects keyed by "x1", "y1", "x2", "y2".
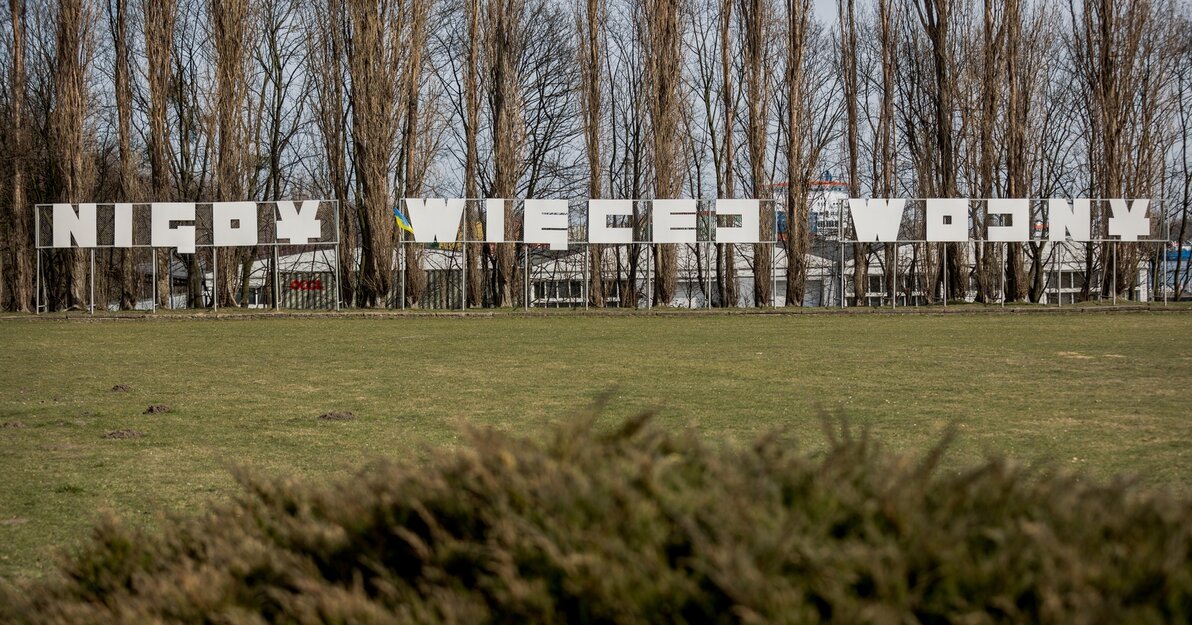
[
  {"x1": 847, "y1": 198, "x2": 905, "y2": 242},
  {"x1": 404, "y1": 198, "x2": 465, "y2": 244}
]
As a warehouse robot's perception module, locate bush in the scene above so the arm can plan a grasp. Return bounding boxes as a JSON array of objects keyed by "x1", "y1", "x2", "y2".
[{"x1": 4, "y1": 413, "x2": 1191, "y2": 624}]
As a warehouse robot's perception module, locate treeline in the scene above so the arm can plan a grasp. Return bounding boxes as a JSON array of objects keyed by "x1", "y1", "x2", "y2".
[{"x1": 0, "y1": 0, "x2": 1189, "y2": 310}]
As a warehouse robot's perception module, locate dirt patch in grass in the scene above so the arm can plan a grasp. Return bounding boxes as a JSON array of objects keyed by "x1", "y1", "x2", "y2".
[
  {"x1": 318, "y1": 410, "x2": 356, "y2": 421},
  {"x1": 111, "y1": 384, "x2": 132, "y2": 393},
  {"x1": 144, "y1": 405, "x2": 170, "y2": 415},
  {"x1": 103, "y1": 429, "x2": 143, "y2": 439},
  {"x1": 1, "y1": 421, "x2": 24, "y2": 429}
]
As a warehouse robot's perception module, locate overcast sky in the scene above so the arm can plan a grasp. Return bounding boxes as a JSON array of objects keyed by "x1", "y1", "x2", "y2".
[{"x1": 813, "y1": 0, "x2": 839, "y2": 23}]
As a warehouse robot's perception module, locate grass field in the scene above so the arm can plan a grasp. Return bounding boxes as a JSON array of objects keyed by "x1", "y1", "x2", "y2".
[{"x1": 1, "y1": 310, "x2": 1190, "y2": 581}]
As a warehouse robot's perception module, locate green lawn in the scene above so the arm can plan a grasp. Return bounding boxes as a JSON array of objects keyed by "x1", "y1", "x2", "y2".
[{"x1": 1, "y1": 311, "x2": 1190, "y2": 580}]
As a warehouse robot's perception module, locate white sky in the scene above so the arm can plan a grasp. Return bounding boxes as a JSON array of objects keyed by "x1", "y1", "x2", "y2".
[{"x1": 813, "y1": 0, "x2": 840, "y2": 23}]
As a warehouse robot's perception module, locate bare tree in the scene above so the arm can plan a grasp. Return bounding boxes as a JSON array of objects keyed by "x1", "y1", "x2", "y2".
[
  {"x1": 463, "y1": 0, "x2": 483, "y2": 306},
  {"x1": 578, "y1": 0, "x2": 606, "y2": 306},
  {"x1": 1172, "y1": 15, "x2": 1192, "y2": 297},
  {"x1": 399, "y1": 0, "x2": 431, "y2": 307},
  {"x1": 970, "y1": 0, "x2": 1005, "y2": 303},
  {"x1": 645, "y1": 0, "x2": 685, "y2": 306},
  {"x1": 486, "y1": 0, "x2": 526, "y2": 307},
  {"x1": 715, "y1": 0, "x2": 739, "y2": 306},
  {"x1": 1002, "y1": 0, "x2": 1028, "y2": 302},
  {"x1": 876, "y1": 0, "x2": 897, "y2": 304},
  {"x1": 347, "y1": 0, "x2": 400, "y2": 307},
  {"x1": 310, "y1": 0, "x2": 356, "y2": 307},
  {"x1": 212, "y1": 0, "x2": 251, "y2": 307},
  {"x1": 912, "y1": 0, "x2": 964, "y2": 302},
  {"x1": 51, "y1": 0, "x2": 92, "y2": 310},
  {"x1": 109, "y1": 0, "x2": 137, "y2": 309},
  {"x1": 6, "y1": 0, "x2": 32, "y2": 311},
  {"x1": 742, "y1": 0, "x2": 772, "y2": 306},
  {"x1": 144, "y1": 0, "x2": 175, "y2": 307},
  {"x1": 782, "y1": 0, "x2": 812, "y2": 305},
  {"x1": 1072, "y1": 0, "x2": 1175, "y2": 300},
  {"x1": 839, "y1": 0, "x2": 864, "y2": 306}
]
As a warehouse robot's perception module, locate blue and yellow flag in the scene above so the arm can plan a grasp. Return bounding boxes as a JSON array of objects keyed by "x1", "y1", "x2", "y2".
[{"x1": 393, "y1": 206, "x2": 415, "y2": 236}]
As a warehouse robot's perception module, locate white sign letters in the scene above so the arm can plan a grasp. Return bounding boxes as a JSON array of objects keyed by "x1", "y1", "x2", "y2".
[{"x1": 41, "y1": 197, "x2": 1156, "y2": 251}]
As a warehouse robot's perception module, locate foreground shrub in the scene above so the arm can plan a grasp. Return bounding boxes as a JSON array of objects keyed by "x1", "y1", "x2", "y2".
[{"x1": 4, "y1": 414, "x2": 1191, "y2": 624}]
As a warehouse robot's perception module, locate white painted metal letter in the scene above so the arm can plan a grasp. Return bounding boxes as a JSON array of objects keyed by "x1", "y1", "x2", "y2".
[
  {"x1": 524, "y1": 199, "x2": 569, "y2": 250},
  {"x1": 588, "y1": 199, "x2": 634, "y2": 244},
  {"x1": 404, "y1": 198, "x2": 465, "y2": 244},
  {"x1": 652, "y1": 199, "x2": 698, "y2": 244},
  {"x1": 276, "y1": 200, "x2": 322, "y2": 244},
  {"x1": 714, "y1": 199, "x2": 761, "y2": 243},
  {"x1": 213, "y1": 201, "x2": 259, "y2": 247},
  {"x1": 986, "y1": 199, "x2": 1029, "y2": 242},
  {"x1": 847, "y1": 198, "x2": 904, "y2": 242},
  {"x1": 1047, "y1": 198, "x2": 1091, "y2": 242},
  {"x1": 1107, "y1": 199, "x2": 1150, "y2": 241},
  {"x1": 52, "y1": 203, "x2": 97, "y2": 248},
  {"x1": 926, "y1": 199, "x2": 968, "y2": 242},
  {"x1": 151, "y1": 202, "x2": 197, "y2": 254}
]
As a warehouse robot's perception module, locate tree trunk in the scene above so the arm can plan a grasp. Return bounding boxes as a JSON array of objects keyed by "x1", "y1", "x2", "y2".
[
  {"x1": 579, "y1": 0, "x2": 606, "y2": 307},
  {"x1": 314, "y1": 0, "x2": 355, "y2": 307},
  {"x1": 745, "y1": 0, "x2": 772, "y2": 306},
  {"x1": 52, "y1": 0, "x2": 91, "y2": 311},
  {"x1": 1003, "y1": 0, "x2": 1029, "y2": 302},
  {"x1": 717, "y1": 0, "x2": 738, "y2": 306},
  {"x1": 7, "y1": 0, "x2": 32, "y2": 312},
  {"x1": 840, "y1": 0, "x2": 865, "y2": 307},
  {"x1": 464, "y1": 0, "x2": 484, "y2": 307},
  {"x1": 213, "y1": 0, "x2": 250, "y2": 307},
  {"x1": 784, "y1": 0, "x2": 811, "y2": 306},
  {"x1": 348, "y1": 0, "x2": 400, "y2": 307},
  {"x1": 113, "y1": 0, "x2": 137, "y2": 310},
  {"x1": 489, "y1": 0, "x2": 525, "y2": 307},
  {"x1": 145, "y1": 0, "x2": 176, "y2": 308},
  {"x1": 400, "y1": 0, "x2": 430, "y2": 308},
  {"x1": 646, "y1": 0, "x2": 684, "y2": 306}
]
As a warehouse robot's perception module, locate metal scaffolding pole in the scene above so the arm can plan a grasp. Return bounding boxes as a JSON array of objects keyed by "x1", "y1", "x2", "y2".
[{"x1": 89, "y1": 249, "x2": 95, "y2": 315}]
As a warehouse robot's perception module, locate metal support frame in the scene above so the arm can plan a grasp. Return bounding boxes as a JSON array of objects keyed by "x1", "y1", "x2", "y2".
[
  {"x1": 646, "y1": 243, "x2": 652, "y2": 310},
  {"x1": 273, "y1": 247, "x2": 281, "y2": 310},
  {"x1": 30, "y1": 198, "x2": 1179, "y2": 313},
  {"x1": 839, "y1": 242, "x2": 845, "y2": 309},
  {"x1": 151, "y1": 249, "x2": 157, "y2": 312},
  {"x1": 1112, "y1": 242, "x2": 1118, "y2": 306},
  {"x1": 1163, "y1": 241, "x2": 1168, "y2": 305},
  {"x1": 331, "y1": 201, "x2": 343, "y2": 310},
  {"x1": 462, "y1": 233, "x2": 468, "y2": 310},
  {"x1": 89, "y1": 249, "x2": 95, "y2": 314},
  {"x1": 35, "y1": 249, "x2": 41, "y2": 314},
  {"x1": 34, "y1": 211, "x2": 40, "y2": 314},
  {"x1": 942, "y1": 243, "x2": 948, "y2": 308},
  {"x1": 212, "y1": 249, "x2": 218, "y2": 311},
  {"x1": 33, "y1": 201, "x2": 341, "y2": 313},
  {"x1": 771, "y1": 208, "x2": 778, "y2": 307}
]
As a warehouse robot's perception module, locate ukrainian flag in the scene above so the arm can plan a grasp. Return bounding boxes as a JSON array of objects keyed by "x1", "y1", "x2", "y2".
[{"x1": 393, "y1": 206, "x2": 415, "y2": 236}]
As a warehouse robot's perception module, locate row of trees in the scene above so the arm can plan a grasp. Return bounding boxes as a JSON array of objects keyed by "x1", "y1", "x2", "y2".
[{"x1": 0, "y1": 0, "x2": 1189, "y2": 310}]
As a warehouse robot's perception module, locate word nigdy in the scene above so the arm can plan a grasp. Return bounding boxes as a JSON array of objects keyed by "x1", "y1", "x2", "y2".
[{"x1": 46, "y1": 198, "x2": 1153, "y2": 251}]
